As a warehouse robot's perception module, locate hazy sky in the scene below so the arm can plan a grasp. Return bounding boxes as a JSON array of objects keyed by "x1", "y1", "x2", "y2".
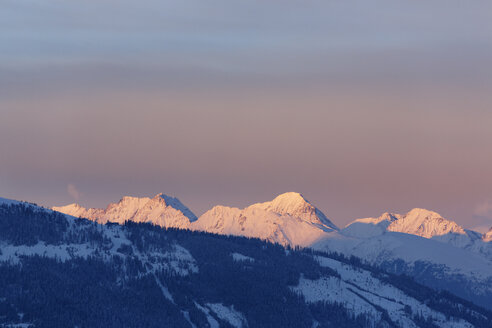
[{"x1": 1, "y1": 0, "x2": 492, "y2": 229}]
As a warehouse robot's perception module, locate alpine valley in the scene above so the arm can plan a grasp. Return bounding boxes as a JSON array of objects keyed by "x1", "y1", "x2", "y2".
[{"x1": 1, "y1": 193, "x2": 491, "y2": 327}]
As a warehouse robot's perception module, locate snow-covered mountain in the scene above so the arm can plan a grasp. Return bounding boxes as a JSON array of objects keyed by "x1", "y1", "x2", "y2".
[
  {"x1": 50, "y1": 193, "x2": 492, "y2": 309},
  {"x1": 2, "y1": 197, "x2": 491, "y2": 328},
  {"x1": 343, "y1": 208, "x2": 467, "y2": 239},
  {"x1": 247, "y1": 192, "x2": 338, "y2": 230},
  {"x1": 386, "y1": 208, "x2": 465, "y2": 238},
  {"x1": 342, "y1": 208, "x2": 491, "y2": 257},
  {"x1": 191, "y1": 192, "x2": 339, "y2": 247},
  {"x1": 53, "y1": 193, "x2": 197, "y2": 229},
  {"x1": 192, "y1": 200, "x2": 492, "y2": 309},
  {"x1": 318, "y1": 209, "x2": 492, "y2": 281},
  {"x1": 323, "y1": 209, "x2": 492, "y2": 309},
  {"x1": 54, "y1": 192, "x2": 338, "y2": 247}
]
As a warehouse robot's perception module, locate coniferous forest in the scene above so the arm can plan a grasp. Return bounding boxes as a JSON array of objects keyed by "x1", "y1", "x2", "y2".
[{"x1": 1, "y1": 203, "x2": 491, "y2": 328}]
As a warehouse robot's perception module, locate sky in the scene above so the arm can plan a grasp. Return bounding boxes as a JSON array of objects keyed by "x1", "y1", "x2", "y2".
[{"x1": 1, "y1": 0, "x2": 492, "y2": 230}]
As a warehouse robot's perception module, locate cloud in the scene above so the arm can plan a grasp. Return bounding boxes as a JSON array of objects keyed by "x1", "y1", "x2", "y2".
[{"x1": 67, "y1": 183, "x2": 81, "y2": 201}]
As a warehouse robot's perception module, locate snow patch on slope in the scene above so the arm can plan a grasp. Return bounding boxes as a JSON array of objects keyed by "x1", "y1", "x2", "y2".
[
  {"x1": 154, "y1": 274, "x2": 174, "y2": 303},
  {"x1": 194, "y1": 303, "x2": 219, "y2": 328},
  {"x1": 231, "y1": 253, "x2": 254, "y2": 262},
  {"x1": 315, "y1": 231, "x2": 492, "y2": 283},
  {"x1": 0, "y1": 221, "x2": 198, "y2": 277},
  {"x1": 0, "y1": 242, "x2": 93, "y2": 263},
  {"x1": 206, "y1": 303, "x2": 248, "y2": 328},
  {"x1": 293, "y1": 255, "x2": 475, "y2": 328}
]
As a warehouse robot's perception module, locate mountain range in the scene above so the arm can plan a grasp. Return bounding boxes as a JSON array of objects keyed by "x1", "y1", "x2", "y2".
[
  {"x1": 53, "y1": 192, "x2": 491, "y2": 253},
  {"x1": 2, "y1": 197, "x2": 492, "y2": 327},
  {"x1": 52, "y1": 192, "x2": 492, "y2": 310}
]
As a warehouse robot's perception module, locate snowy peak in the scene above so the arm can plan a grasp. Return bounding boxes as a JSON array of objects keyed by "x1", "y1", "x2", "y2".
[
  {"x1": 153, "y1": 193, "x2": 198, "y2": 222},
  {"x1": 191, "y1": 192, "x2": 339, "y2": 247},
  {"x1": 402, "y1": 208, "x2": 444, "y2": 222},
  {"x1": 387, "y1": 208, "x2": 466, "y2": 238},
  {"x1": 484, "y1": 228, "x2": 492, "y2": 242},
  {"x1": 342, "y1": 208, "x2": 467, "y2": 240},
  {"x1": 53, "y1": 193, "x2": 197, "y2": 228},
  {"x1": 248, "y1": 192, "x2": 338, "y2": 230},
  {"x1": 254, "y1": 192, "x2": 311, "y2": 214},
  {"x1": 342, "y1": 208, "x2": 492, "y2": 262}
]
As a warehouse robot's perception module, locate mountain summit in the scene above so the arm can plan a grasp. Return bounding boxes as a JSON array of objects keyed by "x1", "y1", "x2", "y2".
[
  {"x1": 248, "y1": 192, "x2": 338, "y2": 230},
  {"x1": 341, "y1": 208, "x2": 492, "y2": 260},
  {"x1": 53, "y1": 193, "x2": 197, "y2": 228},
  {"x1": 386, "y1": 208, "x2": 466, "y2": 238},
  {"x1": 342, "y1": 208, "x2": 467, "y2": 240},
  {"x1": 191, "y1": 192, "x2": 338, "y2": 246}
]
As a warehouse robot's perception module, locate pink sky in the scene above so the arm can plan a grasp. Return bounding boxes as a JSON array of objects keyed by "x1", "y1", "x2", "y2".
[{"x1": 1, "y1": 0, "x2": 492, "y2": 229}]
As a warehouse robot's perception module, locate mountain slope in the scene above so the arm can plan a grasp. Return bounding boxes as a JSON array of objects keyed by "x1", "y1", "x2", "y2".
[
  {"x1": 342, "y1": 208, "x2": 491, "y2": 257},
  {"x1": 331, "y1": 209, "x2": 492, "y2": 309},
  {"x1": 51, "y1": 194, "x2": 492, "y2": 310},
  {"x1": 53, "y1": 193, "x2": 197, "y2": 229},
  {"x1": 191, "y1": 192, "x2": 339, "y2": 247},
  {"x1": 1, "y1": 198, "x2": 491, "y2": 328},
  {"x1": 192, "y1": 202, "x2": 492, "y2": 309}
]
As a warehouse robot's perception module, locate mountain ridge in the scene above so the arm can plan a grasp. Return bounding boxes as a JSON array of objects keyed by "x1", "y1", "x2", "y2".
[
  {"x1": 2, "y1": 198, "x2": 492, "y2": 327},
  {"x1": 342, "y1": 208, "x2": 490, "y2": 251},
  {"x1": 52, "y1": 193, "x2": 492, "y2": 246},
  {"x1": 6, "y1": 194, "x2": 492, "y2": 309},
  {"x1": 190, "y1": 192, "x2": 338, "y2": 247},
  {"x1": 53, "y1": 192, "x2": 339, "y2": 246},
  {"x1": 53, "y1": 193, "x2": 197, "y2": 228}
]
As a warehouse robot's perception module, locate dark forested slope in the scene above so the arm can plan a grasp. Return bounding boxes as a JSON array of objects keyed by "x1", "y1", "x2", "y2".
[{"x1": 0, "y1": 201, "x2": 491, "y2": 328}]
